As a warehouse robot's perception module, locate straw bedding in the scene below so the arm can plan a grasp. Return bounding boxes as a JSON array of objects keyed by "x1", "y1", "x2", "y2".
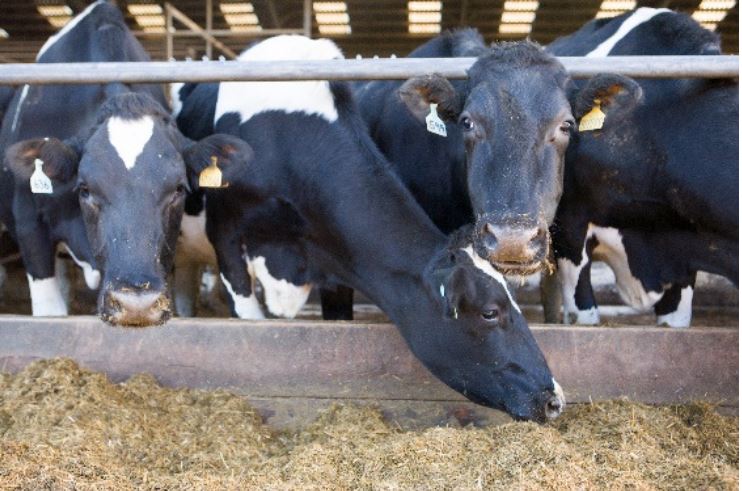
[{"x1": 0, "y1": 359, "x2": 737, "y2": 490}]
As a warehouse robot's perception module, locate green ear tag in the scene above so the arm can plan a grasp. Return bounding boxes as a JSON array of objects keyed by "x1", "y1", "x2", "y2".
[
  {"x1": 426, "y1": 103, "x2": 447, "y2": 137},
  {"x1": 30, "y1": 159, "x2": 53, "y2": 194},
  {"x1": 199, "y1": 156, "x2": 224, "y2": 188},
  {"x1": 578, "y1": 99, "x2": 606, "y2": 132}
]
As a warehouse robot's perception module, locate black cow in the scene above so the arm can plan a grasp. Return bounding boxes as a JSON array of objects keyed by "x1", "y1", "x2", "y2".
[
  {"x1": 356, "y1": 30, "x2": 575, "y2": 275},
  {"x1": 0, "y1": 0, "x2": 165, "y2": 316},
  {"x1": 177, "y1": 35, "x2": 565, "y2": 421},
  {"x1": 546, "y1": 8, "x2": 738, "y2": 327},
  {"x1": 5, "y1": 2, "x2": 244, "y2": 326}
]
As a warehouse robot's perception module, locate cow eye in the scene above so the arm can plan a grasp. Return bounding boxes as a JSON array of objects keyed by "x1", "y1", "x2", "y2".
[
  {"x1": 175, "y1": 184, "x2": 187, "y2": 195},
  {"x1": 460, "y1": 116, "x2": 475, "y2": 132},
  {"x1": 78, "y1": 183, "x2": 90, "y2": 199},
  {"x1": 559, "y1": 120, "x2": 574, "y2": 134},
  {"x1": 481, "y1": 308, "x2": 500, "y2": 322}
]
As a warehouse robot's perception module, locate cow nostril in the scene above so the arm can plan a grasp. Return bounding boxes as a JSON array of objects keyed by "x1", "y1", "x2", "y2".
[
  {"x1": 482, "y1": 223, "x2": 499, "y2": 249},
  {"x1": 530, "y1": 228, "x2": 548, "y2": 247},
  {"x1": 109, "y1": 290, "x2": 164, "y2": 313}
]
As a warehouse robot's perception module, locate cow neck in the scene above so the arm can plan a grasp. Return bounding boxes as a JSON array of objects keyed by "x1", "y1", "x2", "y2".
[{"x1": 275, "y1": 120, "x2": 448, "y2": 322}]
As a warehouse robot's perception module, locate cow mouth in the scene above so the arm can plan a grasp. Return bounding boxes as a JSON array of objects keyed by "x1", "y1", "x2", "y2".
[
  {"x1": 100, "y1": 293, "x2": 172, "y2": 328},
  {"x1": 489, "y1": 260, "x2": 544, "y2": 277}
]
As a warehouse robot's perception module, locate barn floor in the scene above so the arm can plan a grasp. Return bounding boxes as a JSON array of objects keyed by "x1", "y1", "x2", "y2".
[{"x1": 0, "y1": 358, "x2": 737, "y2": 490}]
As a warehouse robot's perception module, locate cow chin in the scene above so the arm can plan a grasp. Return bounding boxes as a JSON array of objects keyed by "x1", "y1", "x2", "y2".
[{"x1": 489, "y1": 258, "x2": 547, "y2": 277}]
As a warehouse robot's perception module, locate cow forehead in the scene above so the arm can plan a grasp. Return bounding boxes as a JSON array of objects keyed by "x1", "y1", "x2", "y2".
[{"x1": 107, "y1": 116, "x2": 155, "y2": 170}]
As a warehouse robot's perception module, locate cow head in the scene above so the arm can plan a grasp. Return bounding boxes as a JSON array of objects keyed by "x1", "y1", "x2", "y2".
[
  {"x1": 399, "y1": 41, "x2": 573, "y2": 275},
  {"x1": 7, "y1": 92, "x2": 251, "y2": 326},
  {"x1": 425, "y1": 245, "x2": 564, "y2": 422},
  {"x1": 6, "y1": 138, "x2": 100, "y2": 290}
]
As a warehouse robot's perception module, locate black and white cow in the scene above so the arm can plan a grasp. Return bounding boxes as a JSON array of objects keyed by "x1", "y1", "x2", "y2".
[
  {"x1": 0, "y1": 0, "x2": 164, "y2": 315},
  {"x1": 178, "y1": 35, "x2": 565, "y2": 421},
  {"x1": 356, "y1": 30, "x2": 575, "y2": 275},
  {"x1": 546, "y1": 8, "x2": 738, "y2": 327},
  {"x1": 5, "y1": 1, "x2": 245, "y2": 326}
]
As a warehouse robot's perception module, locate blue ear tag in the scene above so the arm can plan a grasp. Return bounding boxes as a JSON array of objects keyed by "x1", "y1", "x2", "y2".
[
  {"x1": 30, "y1": 159, "x2": 53, "y2": 194},
  {"x1": 425, "y1": 103, "x2": 447, "y2": 137}
]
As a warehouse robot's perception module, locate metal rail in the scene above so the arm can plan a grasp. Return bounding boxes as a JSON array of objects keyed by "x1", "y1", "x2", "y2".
[{"x1": 0, "y1": 55, "x2": 735, "y2": 85}]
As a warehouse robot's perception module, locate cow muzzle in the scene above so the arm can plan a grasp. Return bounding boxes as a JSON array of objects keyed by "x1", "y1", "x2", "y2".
[
  {"x1": 101, "y1": 288, "x2": 171, "y2": 327},
  {"x1": 478, "y1": 223, "x2": 549, "y2": 275}
]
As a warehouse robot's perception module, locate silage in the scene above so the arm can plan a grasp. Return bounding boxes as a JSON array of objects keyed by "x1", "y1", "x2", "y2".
[{"x1": 0, "y1": 359, "x2": 737, "y2": 490}]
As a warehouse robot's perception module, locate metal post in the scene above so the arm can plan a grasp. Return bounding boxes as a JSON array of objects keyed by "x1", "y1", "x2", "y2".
[
  {"x1": 165, "y1": 2, "x2": 238, "y2": 59},
  {"x1": 166, "y1": 6, "x2": 174, "y2": 60},
  {"x1": 303, "y1": 0, "x2": 312, "y2": 38},
  {"x1": 206, "y1": 0, "x2": 213, "y2": 59}
]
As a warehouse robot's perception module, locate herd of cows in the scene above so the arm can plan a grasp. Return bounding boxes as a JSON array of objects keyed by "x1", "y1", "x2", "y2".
[{"x1": 0, "y1": 0, "x2": 736, "y2": 422}]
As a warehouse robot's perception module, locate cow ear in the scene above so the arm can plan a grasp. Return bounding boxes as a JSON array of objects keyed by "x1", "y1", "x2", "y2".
[
  {"x1": 432, "y1": 252, "x2": 476, "y2": 320},
  {"x1": 572, "y1": 73, "x2": 642, "y2": 122},
  {"x1": 182, "y1": 133, "x2": 254, "y2": 191},
  {"x1": 5, "y1": 137, "x2": 81, "y2": 184},
  {"x1": 398, "y1": 73, "x2": 462, "y2": 123}
]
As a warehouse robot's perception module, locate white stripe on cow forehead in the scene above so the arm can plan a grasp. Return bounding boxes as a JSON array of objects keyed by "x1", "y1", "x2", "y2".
[
  {"x1": 214, "y1": 35, "x2": 343, "y2": 125},
  {"x1": 107, "y1": 116, "x2": 155, "y2": 171},
  {"x1": 461, "y1": 245, "x2": 522, "y2": 313},
  {"x1": 586, "y1": 7, "x2": 671, "y2": 58}
]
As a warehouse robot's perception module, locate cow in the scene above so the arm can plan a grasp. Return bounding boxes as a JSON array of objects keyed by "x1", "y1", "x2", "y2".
[
  {"x1": 356, "y1": 29, "x2": 577, "y2": 276},
  {"x1": 546, "y1": 7, "x2": 738, "y2": 327},
  {"x1": 5, "y1": 2, "x2": 246, "y2": 326},
  {"x1": 0, "y1": 0, "x2": 163, "y2": 315},
  {"x1": 177, "y1": 35, "x2": 565, "y2": 421}
]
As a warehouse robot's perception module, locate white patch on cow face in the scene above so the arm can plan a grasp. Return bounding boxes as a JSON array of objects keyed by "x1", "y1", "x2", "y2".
[
  {"x1": 590, "y1": 225, "x2": 663, "y2": 309},
  {"x1": 10, "y1": 84, "x2": 29, "y2": 133},
  {"x1": 170, "y1": 82, "x2": 185, "y2": 118},
  {"x1": 247, "y1": 255, "x2": 312, "y2": 319},
  {"x1": 27, "y1": 274, "x2": 68, "y2": 316},
  {"x1": 107, "y1": 116, "x2": 155, "y2": 170},
  {"x1": 62, "y1": 243, "x2": 100, "y2": 290},
  {"x1": 36, "y1": 0, "x2": 106, "y2": 60},
  {"x1": 219, "y1": 272, "x2": 265, "y2": 319},
  {"x1": 461, "y1": 245, "x2": 521, "y2": 314},
  {"x1": 557, "y1": 253, "x2": 600, "y2": 325},
  {"x1": 547, "y1": 378, "x2": 566, "y2": 420},
  {"x1": 656, "y1": 286, "x2": 693, "y2": 328},
  {"x1": 586, "y1": 7, "x2": 671, "y2": 58},
  {"x1": 214, "y1": 35, "x2": 343, "y2": 125}
]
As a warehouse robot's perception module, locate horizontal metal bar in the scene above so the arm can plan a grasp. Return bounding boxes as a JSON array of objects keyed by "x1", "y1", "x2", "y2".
[{"x1": 0, "y1": 55, "x2": 736, "y2": 85}]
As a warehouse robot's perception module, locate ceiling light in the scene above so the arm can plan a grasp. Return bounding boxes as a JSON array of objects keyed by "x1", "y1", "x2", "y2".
[
  {"x1": 224, "y1": 13, "x2": 259, "y2": 25},
  {"x1": 692, "y1": 10, "x2": 728, "y2": 22},
  {"x1": 134, "y1": 14, "x2": 166, "y2": 27},
  {"x1": 408, "y1": 11, "x2": 441, "y2": 23},
  {"x1": 127, "y1": 4, "x2": 163, "y2": 15},
  {"x1": 696, "y1": 0, "x2": 736, "y2": 8},
  {"x1": 499, "y1": 23, "x2": 532, "y2": 34},
  {"x1": 47, "y1": 16, "x2": 72, "y2": 27},
  {"x1": 313, "y1": 1, "x2": 347, "y2": 12},
  {"x1": 219, "y1": 2, "x2": 254, "y2": 14},
  {"x1": 229, "y1": 24, "x2": 262, "y2": 32},
  {"x1": 0, "y1": 28, "x2": 8, "y2": 39},
  {"x1": 37, "y1": 5, "x2": 73, "y2": 17},
  {"x1": 143, "y1": 26, "x2": 166, "y2": 33},
  {"x1": 315, "y1": 12, "x2": 350, "y2": 24},
  {"x1": 501, "y1": 11, "x2": 536, "y2": 23},
  {"x1": 502, "y1": 1, "x2": 539, "y2": 11},
  {"x1": 408, "y1": 1, "x2": 441, "y2": 11},
  {"x1": 409, "y1": 23, "x2": 441, "y2": 33},
  {"x1": 318, "y1": 24, "x2": 351, "y2": 34}
]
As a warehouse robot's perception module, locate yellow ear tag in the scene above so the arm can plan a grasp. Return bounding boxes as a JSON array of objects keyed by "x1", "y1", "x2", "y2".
[
  {"x1": 578, "y1": 99, "x2": 606, "y2": 132},
  {"x1": 198, "y1": 156, "x2": 224, "y2": 188},
  {"x1": 30, "y1": 158, "x2": 53, "y2": 194}
]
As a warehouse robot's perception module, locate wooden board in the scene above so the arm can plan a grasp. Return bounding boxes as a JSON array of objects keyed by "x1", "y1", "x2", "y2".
[{"x1": 0, "y1": 316, "x2": 737, "y2": 428}]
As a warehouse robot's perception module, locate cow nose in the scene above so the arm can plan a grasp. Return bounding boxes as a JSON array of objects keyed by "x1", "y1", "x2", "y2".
[
  {"x1": 104, "y1": 289, "x2": 170, "y2": 327},
  {"x1": 483, "y1": 224, "x2": 546, "y2": 265},
  {"x1": 545, "y1": 379, "x2": 566, "y2": 420}
]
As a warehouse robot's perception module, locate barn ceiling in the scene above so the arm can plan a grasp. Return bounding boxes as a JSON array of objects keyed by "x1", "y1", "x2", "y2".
[{"x1": 0, "y1": 0, "x2": 737, "y2": 63}]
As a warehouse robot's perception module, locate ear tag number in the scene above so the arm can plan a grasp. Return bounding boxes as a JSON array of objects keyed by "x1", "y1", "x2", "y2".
[
  {"x1": 426, "y1": 103, "x2": 447, "y2": 137},
  {"x1": 30, "y1": 159, "x2": 53, "y2": 194},
  {"x1": 579, "y1": 99, "x2": 606, "y2": 132},
  {"x1": 199, "y1": 156, "x2": 225, "y2": 188}
]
